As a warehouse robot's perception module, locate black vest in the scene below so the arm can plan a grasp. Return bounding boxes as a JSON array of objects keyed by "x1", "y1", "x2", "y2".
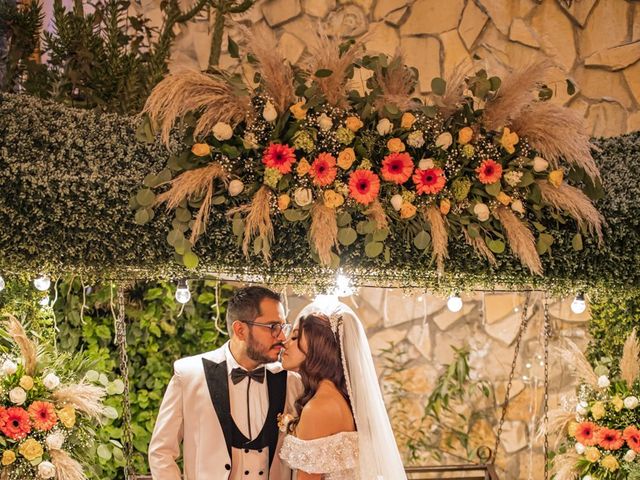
[{"x1": 202, "y1": 359, "x2": 288, "y2": 468}]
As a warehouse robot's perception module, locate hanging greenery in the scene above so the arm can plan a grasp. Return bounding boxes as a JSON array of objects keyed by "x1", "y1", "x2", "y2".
[{"x1": 0, "y1": 92, "x2": 638, "y2": 292}]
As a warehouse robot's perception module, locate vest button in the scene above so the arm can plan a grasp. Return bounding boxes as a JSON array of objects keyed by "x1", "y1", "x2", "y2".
[
  {"x1": 259, "y1": 471, "x2": 264, "y2": 475},
  {"x1": 224, "y1": 464, "x2": 231, "y2": 470},
  {"x1": 244, "y1": 449, "x2": 249, "y2": 453},
  {"x1": 258, "y1": 449, "x2": 262, "y2": 453},
  {"x1": 244, "y1": 470, "x2": 250, "y2": 475}
]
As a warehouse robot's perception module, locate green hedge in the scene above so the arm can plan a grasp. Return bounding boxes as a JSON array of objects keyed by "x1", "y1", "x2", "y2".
[{"x1": 1, "y1": 93, "x2": 639, "y2": 292}]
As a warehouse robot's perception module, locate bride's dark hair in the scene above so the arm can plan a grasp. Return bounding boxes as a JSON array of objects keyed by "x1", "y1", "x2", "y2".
[{"x1": 293, "y1": 313, "x2": 351, "y2": 418}]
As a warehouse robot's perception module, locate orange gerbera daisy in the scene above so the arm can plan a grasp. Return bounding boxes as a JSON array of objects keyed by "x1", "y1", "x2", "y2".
[
  {"x1": 381, "y1": 152, "x2": 414, "y2": 184},
  {"x1": 262, "y1": 143, "x2": 297, "y2": 174},
  {"x1": 575, "y1": 421, "x2": 599, "y2": 447},
  {"x1": 413, "y1": 168, "x2": 446, "y2": 195},
  {"x1": 597, "y1": 428, "x2": 624, "y2": 450},
  {"x1": 1, "y1": 407, "x2": 31, "y2": 440},
  {"x1": 476, "y1": 159, "x2": 503, "y2": 184},
  {"x1": 309, "y1": 153, "x2": 338, "y2": 187},
  {"x1": 28, "y1": 401, "x2": 58, "y2": 431},
  {"x1": 624, "y1": 426, "x2": 640, "y2": 453},
  {"x1": 348, "y1": 170, "x2": 380, "y2": 205}
]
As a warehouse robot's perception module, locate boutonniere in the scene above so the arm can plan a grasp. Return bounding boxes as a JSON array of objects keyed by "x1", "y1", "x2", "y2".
[{"x1": 277, "y1": 413, "x2": 297, "y2": 433}]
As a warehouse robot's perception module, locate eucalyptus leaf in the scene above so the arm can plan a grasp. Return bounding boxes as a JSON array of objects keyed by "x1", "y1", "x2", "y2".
[
  {"x1": 183, "y1": 251, "x2": 199, "y2": 269},
  {"x1": 431, "y1": 77, "x2": 446, "y2": 95},
  {"x1": 136, "y1": 188, "x2": 155, "y2": 207},
  {"x1": 413, "y1": 230, "x2": 430, "y2": 250},
  {"x1": 338, "y1": 227, "x2": 358, "y2": 246},
  {"x1": 365, "y1": 241, "x2": 384, "y2": 258}
]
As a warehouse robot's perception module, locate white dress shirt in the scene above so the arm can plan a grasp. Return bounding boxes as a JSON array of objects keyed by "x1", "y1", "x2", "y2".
[{"x1": 224, "y1": 345, "x2": 271, "y2": 479}]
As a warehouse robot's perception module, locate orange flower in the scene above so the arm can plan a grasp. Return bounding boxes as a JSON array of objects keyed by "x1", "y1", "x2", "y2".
[
  {"x1": 345, "y1": 116, "x2": 364, "y2": 132},
  {"x1": 337, "y1": 148, "x2": 356, "y2": 170},
  {"x1": 191, "y1": 143, "x2": 211, "y2": 157},
  {"x1": 476, "y1": 159, "x2": 503, "y2": 184},
  {"x1": 262, "y1": 143, "x2": 297, "y2": 174},
  {"x1": 575, "y1": 422, "x2": 599, "y2": 447},
  {"x1": 381, "y1": 152, "x2": 414, "y2": 184},
  {"x1": 309, "y1": 153, "x2": 337, "y2": 187},
  {"x1": 624, "y1": 426, "x2": 640, "y2": 453},
  {"x1": 348, "y1": 170, "x2": 380, "y2": 205},
  {"x1": 400, "y1": 112, "x2": 416, "y2": 129},
  {"x1": 400, "y1": 202, "x2": 417, "y2": 219},
  {"x1": 597, "y1": 428, "x2": 624, "y2": 450},
  {"x1": 413, "y1": 168, "x2": 446, "y2": 195},
  {"x1": 387, "y1": 138, "x2": 406, "y2": 153},
  {"x1": 440, "y1": 198, "x2": 451, "y2": 215},
  {"x1": 1, "y1": 408, "x2": 31, "y2": 440},
  {"x1": 28, "y1": 401, "x2": 57, "y2": 431}
]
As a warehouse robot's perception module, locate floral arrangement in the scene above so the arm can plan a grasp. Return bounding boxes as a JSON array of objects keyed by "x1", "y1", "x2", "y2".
[
  {"x1": 133, "y1": 29, "x2": 604, "y2": 275},
  {"x1": 550, "y1": 330, "x2": 640, "y2": 480},
  {"x1": 0, "y1": 316, "x2": 115, "y2": 480}
]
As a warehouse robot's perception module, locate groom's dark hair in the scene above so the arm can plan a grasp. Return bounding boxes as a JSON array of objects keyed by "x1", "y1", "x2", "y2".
[{"x1": 226, "y1": 286, "x2": 281, "y2": 337}]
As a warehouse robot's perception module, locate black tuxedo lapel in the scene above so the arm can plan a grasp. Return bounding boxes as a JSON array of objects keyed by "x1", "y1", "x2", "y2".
[
  {"x1": 202, "y1": 358, "x2": 232, "y2": 459},
  {"x1": 265, "y1": 370, "x2": 288, "y2": 467}
]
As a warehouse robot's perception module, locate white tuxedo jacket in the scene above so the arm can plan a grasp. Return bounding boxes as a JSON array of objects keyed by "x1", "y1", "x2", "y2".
[{"x1": 148, "y1": 344, "x2": 302, "y2": 479}]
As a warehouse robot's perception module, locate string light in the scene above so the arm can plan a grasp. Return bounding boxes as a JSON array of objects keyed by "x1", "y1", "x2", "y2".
[
  {"x1": 333, "y1": 271, "x2": 354, "y2": 297},
  {"x1": 33, "y1": 275, "x2": 51, "y2": 292},
  {"x1": 571, "y1": 292, "x2": 587, "y2": 314},
  {"x1": 175, "y1": 279, "x2": 191, "y2": 304},
  {"x1": 39, "y1": 296, "x2": 50, "y2": 307},
  {"x1": 447, "y1": 293, "x2": 463, "y2": 312},
  {"x1": 0, "y1": 274, "x2": 4, "y2": 292}
]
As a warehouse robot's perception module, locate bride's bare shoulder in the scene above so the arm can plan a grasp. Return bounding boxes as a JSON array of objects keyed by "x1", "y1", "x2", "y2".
[{"x1": 296, "y1": 385, "x2": 355, "y2": 440}]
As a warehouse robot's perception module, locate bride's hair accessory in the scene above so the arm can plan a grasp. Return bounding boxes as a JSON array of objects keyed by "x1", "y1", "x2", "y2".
[{"x1": 329, "y1": 313, "x2": 343, "y2": 339}]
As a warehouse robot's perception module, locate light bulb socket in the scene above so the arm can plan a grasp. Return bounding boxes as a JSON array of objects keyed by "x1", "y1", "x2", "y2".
[{"x1": 575, "y1": 292, "x2": 585, "y2": 302}]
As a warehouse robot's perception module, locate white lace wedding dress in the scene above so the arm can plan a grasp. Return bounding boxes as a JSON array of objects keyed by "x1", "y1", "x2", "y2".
[{"x1": 279, "y1": 431, "x2": 359, "y2": 479}]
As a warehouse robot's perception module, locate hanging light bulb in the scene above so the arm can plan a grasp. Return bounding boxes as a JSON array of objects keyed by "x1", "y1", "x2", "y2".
[
  {"x1": 0, "y1": 274, "x2": 4, "y2": 292},
  {"x1": 333, "y1": 271, "x2": 354, "y2": 297},
  {"x1": 33, "y1": 275, "x2": 51, "y2": 292},
  {"x1": 175, "y1": 280, "x2": 191, "y2": 304},
  {"x1": 447, "y1": 293, "x2": 463, "y2": 313},
  {"x1": 571, "y1": 292, "x2": 587, "y2": 314},
  {"x1": 39, "y1": 295, "x2": 50, "y2": 307}
]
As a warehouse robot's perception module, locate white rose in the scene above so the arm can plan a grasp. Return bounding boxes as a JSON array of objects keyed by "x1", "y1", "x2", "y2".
[
  {"x1": 318, "y1": 113, "x2": 333, "y2": 132},
  {"x1": 212, "y1": 122, "x2": 233, "y2": 141},
  {"x1": 597, "y1": 375, "x2": 610, "y2": 388},
  {"x1": 376, "y1": 118, "x2": 393, "y2": 136},
  {"x1": 418, "y1": 158, "x2": 435, "y2": 170},
  {"x1": 624, "y1": 449, "x2": 637, "y2": 462},
  {"x1": 473, "y1": 203, "x2": 490, "y2": 222},
  {"x1": 45, "y1": 431, "x2": 65, "y2": 450},
  {"x1": 576, "y1": 401, "x2": 588, "y2": 416},
  {"x1": 1, "y1": 359, "x2": 17, "y2": 375},
  {"x1": 242, "y1": 132, "x2": 259, "y2": 149},
  {"x1": 262, "y1": 101, "x2": 278, "y2": 122},
  {"x1": 43, "y1": 373, "x2": 60, "y2": 390},
  {"x1": 624, "y1": 396, "x2": 639, "y2": 409},
  {"x1": 532, "y1": 156, "x2": 549, "y2": 172},
  {"x1": 228, "y1": 179, "x2": 245, "y2": 197},
  {"x1": 407, "y1": 131, "x2": 425, "y2": 148},
  {"x1": 294, "y1": 188, "x2": 313, "y2": 207},
  {"x1": 37, "y1": 461, "x2": 56, "y2": 479},
  {"x1": 9, "y1": 386, "x2": 26, "y2": 405},
  {"x1": 574, "y1": 442, "x2": 585, "y2": 454},
  {"x1": 390, "y1": 194, "x2": 404, "y2": 211},
  {"x1": 435, "y1": 132, "x2": 453, "y2": 150},
  {"x1": 511, "y1": 199, "x2": 525, "y2": 215}
]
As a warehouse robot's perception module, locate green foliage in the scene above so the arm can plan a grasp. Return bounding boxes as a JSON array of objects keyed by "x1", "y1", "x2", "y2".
[
  {"x1": 587, "y1": 291, "x2": 640, "y2": 370},
  {"x1": 380, "y1": 343, "x2": 494, "y2": 465},
  {"x1": 0, "y1": 92, "x2": 639, "y2": 292}
]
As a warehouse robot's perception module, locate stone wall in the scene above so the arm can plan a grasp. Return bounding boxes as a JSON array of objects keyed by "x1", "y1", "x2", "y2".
[
  {"x1": 286, "y1": 289, "x2": 589, "y2": 479},
  {"x1": 130, "y1": 0, "x2": 640, "y2": 137}
]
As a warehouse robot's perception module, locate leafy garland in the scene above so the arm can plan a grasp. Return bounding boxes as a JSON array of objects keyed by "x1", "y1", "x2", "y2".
[
  {"x1": 0, "y1": 92, "x2": 638, "y2": 292},
  {"x1": 135, "y1": 36, "x2": 604, "y2": 282}
]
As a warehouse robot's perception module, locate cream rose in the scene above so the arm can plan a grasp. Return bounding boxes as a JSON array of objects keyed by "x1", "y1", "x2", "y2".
[
  {"x1": 318, "y1": 113, "x2": 333, "y2": 131},
  {"x1": 262, "y1": 101, "x2": 278, "y2": 122},
  {"x1": 228, "y1": 179, "x2": 244, "y2": 197},
  {"x1": 597, "y1": 375, "x2": 610, "y2": 389},
  {"x1": 418, "y1": 158, "x2": 435, "y2": 170},
  {"x1": 9, "y1": 387, "x2": 26, "y2": 405},
  {"x1": 390, "y1": 194, "x2": 404, "y2": 211},
  {"x1": 1, "y1": 360, "x2": 17, "y2": 375},
  {"x1": 212, "y1": 122, "x2": 233, "y2": 141},
  {"x1": 511, "y1": 199, "x2": 525, "y2": 215},
  {"x1": 532, "y1": 156, "x2": 549, "y2": 172},
  {"x1": 43, "y1": 373, "x2": 60, "y2": 390},
  {"x1": 435, "y1": 132, "x2": 453, "y2": 150},
  {"x1": 294, "y1": 188, "x2": 313, "y2": 207},
  {"x1": 38, "y1": 461, "x2": 56, "y2": 479},
  {"x1": 624, "y1": 396, "x2": 639, "y2": 409},
  {"x1": 45, "y1": 432, "x2": 65, "y2": 450},
  {"x1": 474, "y1": 203, "x2": 490, "y2": 222},
  {"x1": 376, "y1": 118, "x2": 393, "y2": 136}
]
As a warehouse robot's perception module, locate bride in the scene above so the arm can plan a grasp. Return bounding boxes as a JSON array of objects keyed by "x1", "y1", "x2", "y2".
[{"x1": 279, "y1": 296, "x2": 407, "y2": 480}]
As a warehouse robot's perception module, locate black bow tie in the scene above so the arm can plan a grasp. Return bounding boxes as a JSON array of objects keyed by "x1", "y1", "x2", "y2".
[{"x1": 230, "y1": 367, "x2": 265, "y2": 385}]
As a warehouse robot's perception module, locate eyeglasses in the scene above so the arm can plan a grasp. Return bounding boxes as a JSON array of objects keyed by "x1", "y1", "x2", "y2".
[{"x1": 241, "y1": 320, "x2": 292, "y2": 338}]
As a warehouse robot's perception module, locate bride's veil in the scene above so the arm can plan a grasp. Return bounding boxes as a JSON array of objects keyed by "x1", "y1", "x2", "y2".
[{"x1": 296, "y1": 296, "x2": 407, "y2": 480}]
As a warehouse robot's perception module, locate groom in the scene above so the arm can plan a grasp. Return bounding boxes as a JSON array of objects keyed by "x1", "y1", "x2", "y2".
[{"x1": 148, "y1": 286, "x2": 302, "y2": 479}]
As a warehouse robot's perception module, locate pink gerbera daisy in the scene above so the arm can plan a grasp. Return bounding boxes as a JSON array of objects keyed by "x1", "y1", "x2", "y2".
[
  {"x1": 348, "y1": 170, "x2": 380, "y2": 205},
  {"x1": 262, "y1": 143, "x2": 297, "y2": 174},
  {"x1": 309, "y1": 153, "x2": 337, "y2": 187},
  {"x1": 381, "y1": 152, "x2": 414, "y2": 184},
  {"x1": 476, "y1": 159, "x2": 503, "y2": 184},
  {"x1": 413, "y1": 168, "x2": 446, "y2": 195}
]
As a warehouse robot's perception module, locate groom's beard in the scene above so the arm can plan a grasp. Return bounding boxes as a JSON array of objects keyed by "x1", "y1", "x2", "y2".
[{"x1": 246, "y1": 331, "x2": 283, "y2": 364}]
